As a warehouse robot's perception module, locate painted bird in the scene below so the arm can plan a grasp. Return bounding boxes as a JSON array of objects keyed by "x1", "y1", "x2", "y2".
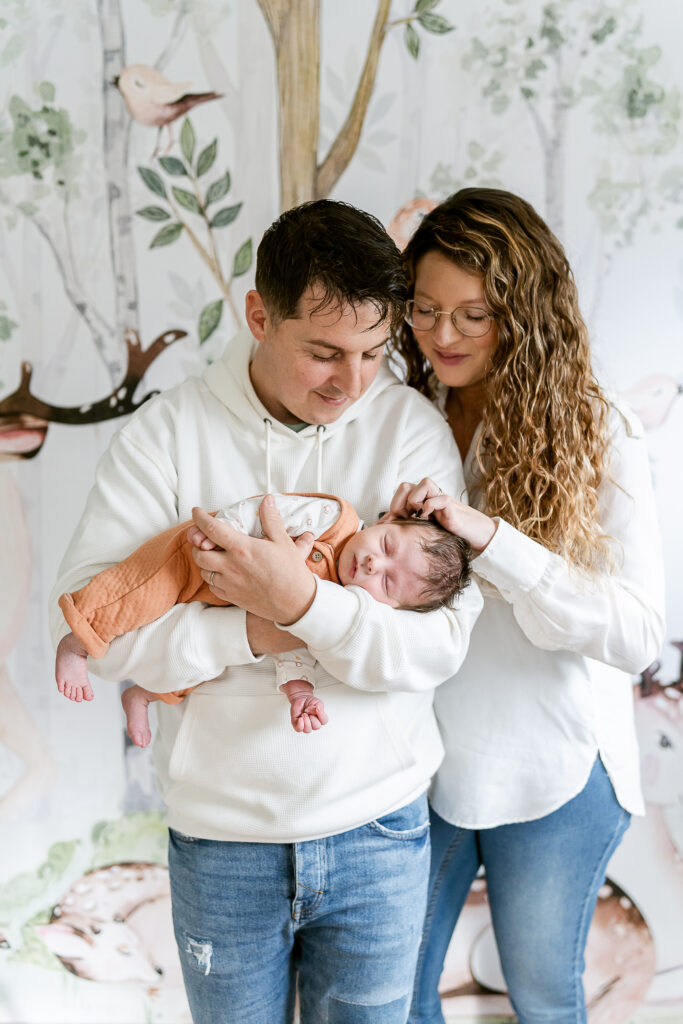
[{"x1": 114, "y1": 64, "x2": 222, "y2": 154}]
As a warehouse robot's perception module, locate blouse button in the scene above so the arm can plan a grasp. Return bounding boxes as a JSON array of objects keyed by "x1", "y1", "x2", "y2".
[{"x1": 311, "y1": 550, "x2": 323, "y2": 562}]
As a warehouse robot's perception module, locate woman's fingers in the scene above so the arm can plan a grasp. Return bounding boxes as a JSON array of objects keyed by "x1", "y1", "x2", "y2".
[{"x1": 389, "y1": 477, "x2": 443, "y2": 517}]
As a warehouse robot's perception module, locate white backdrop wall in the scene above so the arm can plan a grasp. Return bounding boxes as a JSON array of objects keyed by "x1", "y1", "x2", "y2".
[{"x1": 1, "y1": 2, "x2": 682, "y2": 1021}]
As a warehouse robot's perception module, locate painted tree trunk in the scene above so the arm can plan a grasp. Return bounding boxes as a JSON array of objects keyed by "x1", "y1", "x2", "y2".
[
  {"x1": 266, "y1": 0, "x2": 321, "y2": 210},
  {"x1": 257, "y1": 0, "x2": 392, "y2": 210}
]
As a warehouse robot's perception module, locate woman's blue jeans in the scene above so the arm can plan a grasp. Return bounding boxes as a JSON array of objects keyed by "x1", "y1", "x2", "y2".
[
  {"x1": 409, "y1": 758, "x2": 631, "y2": 1024},
  {"x1": 168, "y1": 794, "x2": 430, "y2": 1023}
]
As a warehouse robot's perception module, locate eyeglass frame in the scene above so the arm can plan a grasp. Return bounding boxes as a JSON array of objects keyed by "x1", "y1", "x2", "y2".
[{"x1": 404, "y1": 299, "x2": 496, "y2": 339}]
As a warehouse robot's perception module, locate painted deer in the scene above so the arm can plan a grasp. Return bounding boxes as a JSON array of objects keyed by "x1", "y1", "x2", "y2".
[{"x1": 36, "y1": 861, "x2": 182, "y2": 986}]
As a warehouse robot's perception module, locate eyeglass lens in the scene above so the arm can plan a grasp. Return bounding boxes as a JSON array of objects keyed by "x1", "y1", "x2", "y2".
[{"x1": 405, "y1": 301, "x2": 491, "y2": 338}]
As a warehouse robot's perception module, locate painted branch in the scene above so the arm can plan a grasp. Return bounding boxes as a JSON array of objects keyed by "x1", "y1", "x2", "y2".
[
  {"x1": 97, "y1": 0, "x2": 140, "y2": 348},
  {"x1": 29, "y1": 210, "x2": 122, "y2": 376},
  {"x1": 255, "y1": 0, "x2": 285, "y2": 43},
  {"x1": 0, "y1": 330, "x2": 185, "y2": 425},
  {"x1": 316, "y1": 0, "x2": 392, "y2": 199}
]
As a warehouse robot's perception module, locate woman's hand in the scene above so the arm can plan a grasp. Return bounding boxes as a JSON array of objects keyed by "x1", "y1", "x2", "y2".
[{"x1": 389, "y1": 477, "x2": 498, "y2": 553}]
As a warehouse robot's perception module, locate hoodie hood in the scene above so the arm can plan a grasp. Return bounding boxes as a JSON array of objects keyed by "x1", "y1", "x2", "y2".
[{"x1": 203, "y1": 327, "x2": 401, "y2": 442}]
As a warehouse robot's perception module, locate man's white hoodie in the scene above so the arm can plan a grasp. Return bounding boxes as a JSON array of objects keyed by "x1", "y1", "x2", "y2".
[{"x1": 50, "y1": 329, "x2": 483, "y2": 841}]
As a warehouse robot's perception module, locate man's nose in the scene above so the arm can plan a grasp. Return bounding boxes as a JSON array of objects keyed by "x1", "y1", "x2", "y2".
[{"x1": 333, "y1": 359, "x2": 363, "y2": 399}]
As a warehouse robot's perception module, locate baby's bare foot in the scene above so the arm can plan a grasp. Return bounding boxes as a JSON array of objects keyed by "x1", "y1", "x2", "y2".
[
  {"x1": 55, "y1": 633, "x2": 94, "y2": 702},
  {"x1": 121, "y1": 685, "x2": 154, "y2": 748}
]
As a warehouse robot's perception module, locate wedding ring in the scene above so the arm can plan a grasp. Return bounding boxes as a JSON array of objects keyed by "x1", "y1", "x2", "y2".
[{"x1": 209, "y1": 571, "x2": 216, "y2": 586}]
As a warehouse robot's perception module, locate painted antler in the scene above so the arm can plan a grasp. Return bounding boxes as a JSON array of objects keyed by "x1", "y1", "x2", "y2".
[
  {"x1": 0, "y1": 329, "x2": 185, "y2": 425},
  {"x1": 639, "y1": 642, "x2": 683, "y2": 697}
]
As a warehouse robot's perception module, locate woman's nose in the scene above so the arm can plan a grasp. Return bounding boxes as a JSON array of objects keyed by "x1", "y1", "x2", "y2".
[{"x1": 433, "y1": 313, "x2": 460, "y2": 346}]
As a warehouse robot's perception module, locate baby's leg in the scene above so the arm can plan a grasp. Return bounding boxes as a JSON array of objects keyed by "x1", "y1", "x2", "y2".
[
  {"x1": 280, "y1": 679, "x2": 329, "y2": 734},
  {"x1": 120, "y1": 685, "x2": 161, "y2": 749},
  {"x1": 55, "y1": 632, "x2": 94, "y2": 702}
]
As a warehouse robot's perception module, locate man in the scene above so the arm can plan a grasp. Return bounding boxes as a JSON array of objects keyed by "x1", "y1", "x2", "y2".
[{"x1": 50, "y1": 200, "x2": 482, "y2": 1023}]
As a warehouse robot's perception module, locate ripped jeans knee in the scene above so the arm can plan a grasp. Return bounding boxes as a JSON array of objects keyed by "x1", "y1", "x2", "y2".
[{"x1": 184, "y1": 935, "x2": 213, "y2": 976}]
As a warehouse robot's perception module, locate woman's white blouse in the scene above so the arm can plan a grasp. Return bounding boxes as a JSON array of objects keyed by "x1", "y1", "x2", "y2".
[{"x1": 431, "y1": 395, "x2": 665, "y2": 828}]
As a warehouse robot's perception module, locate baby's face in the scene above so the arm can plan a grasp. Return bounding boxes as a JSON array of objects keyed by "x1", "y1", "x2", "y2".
[{"x1": 336, "y1": 520, "x2": 430, "y2": 609}]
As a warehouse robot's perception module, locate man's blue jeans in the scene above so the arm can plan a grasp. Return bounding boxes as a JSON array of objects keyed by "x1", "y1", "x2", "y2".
[
  {"x1": 409, "y1": 758, "x2": 631, "y2": 1024},
  {"x1": 168, "y1": 793, "x2": 430, "y2": 1023}
]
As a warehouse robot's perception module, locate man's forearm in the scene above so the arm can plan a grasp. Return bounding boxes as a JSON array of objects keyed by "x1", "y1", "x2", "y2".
[{"x1": 246, "y1": 613, "x2": 304, "y2": 656}]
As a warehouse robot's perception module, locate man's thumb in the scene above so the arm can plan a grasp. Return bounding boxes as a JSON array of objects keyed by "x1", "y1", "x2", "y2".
[
  {"x1": 259, "y1": 494, "x2": 287, "y2": 540},
  {"x1": 293, "y1": 531, "x2": 315, "y2": 559}
]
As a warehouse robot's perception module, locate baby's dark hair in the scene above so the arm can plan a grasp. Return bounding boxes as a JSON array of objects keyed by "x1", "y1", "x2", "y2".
[{"x1": 393, "y1": 517, "x2": 472, "y2": 613}]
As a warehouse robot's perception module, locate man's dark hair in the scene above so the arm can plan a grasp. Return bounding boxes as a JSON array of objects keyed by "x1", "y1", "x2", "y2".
[
  {"x1": 255, "y1": 200, "x2": 407, "y2": 332},
  {"x1": 393, "y1": 517, "x2": 472, "y2": 614}
]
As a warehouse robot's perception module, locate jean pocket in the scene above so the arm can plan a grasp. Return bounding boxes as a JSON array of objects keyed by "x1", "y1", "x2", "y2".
[
  {"x1": 367, "y1": 794, "x2": 430, "y2": 840},
  {"x1": 169, "y1": 827, "x2": 200, "y2": 844}
]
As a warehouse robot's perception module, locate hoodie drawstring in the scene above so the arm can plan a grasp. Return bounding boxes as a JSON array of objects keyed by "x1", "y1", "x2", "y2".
[
  {"x1": 264, "y1": 418, "x2": 273, "y2": 494},
  {"x1": 316, "y1": 425, "x2": 326, "y2": 492}
]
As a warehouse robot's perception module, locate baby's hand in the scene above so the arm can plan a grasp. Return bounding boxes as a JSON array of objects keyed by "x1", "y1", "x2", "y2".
[
  {"x1": 289, "y1": 693, "x2": 329, "y2": 734},
  {"x1": 55, "y1": 633, "x2": 94, "y2": 702},
  {"x1": 187, "y1": 523, "x2": 219, "y2": 550}
]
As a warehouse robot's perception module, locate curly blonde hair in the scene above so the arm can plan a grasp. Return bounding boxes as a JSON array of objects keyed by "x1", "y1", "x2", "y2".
[{"x1": 395, "y1": 188, "x2": 613, "y2": 573}]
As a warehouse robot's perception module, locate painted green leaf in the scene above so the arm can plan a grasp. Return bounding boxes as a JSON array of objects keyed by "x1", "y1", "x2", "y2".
[
  {"x1": 0, "y1": 34, "x2": 24, "y2": 68},
  {"x1": 198, "y1": 299, "x2": 223, "y2": 343},
  {"x1": 38, "y1": 81, "x2": 56, "y2": 103},
  {"x1": 405, "y1": 23, "x2": 420, "y2": 60},
  {"x1": 525, "y1": 58, "x2": 547, "y2": 80},
  {"x1": 159, "y1": 155, "x2": 187, "y2": 176},
  {"x1": 180, "y1": 117, "x2": 195, "y2": 166},
  {"x1": 138, "y1": 166, "x2": 167, "y2": 198},
  {"x1": 172, "y1": 186, "x2": 202, "y2": 214},
  {"x1": 418, "y1": 12, "x2": 453, "y2": 34},
  {"x1": 206, "y1": 171, "x2": 231, "y2": 206},
  {"x1": 136, "y1": 205, "x2": 171, "y2": 221},
  {"x1": 89, "y1": 811, "x2": 169, "y2": 869},
  {"x1": 0, "y1": 315, "x2": 17, "y2": 341},
  {"x1": 150, "y1": 222, "x2": 183, "y2": 248},
  {"x1": 0, "y1": 841, "x2": 77, "y2": 925},
  {"x1": 196, "y1": 139, "x2": 218, "y2": 177},
  {"x1": 415, "y1": 0, "x2": 439, "y2": 12},
  {"x1": 210, "y1": 202, "x2": 242, "y2": 228},
  {"x1": 232, "y1": 238, "x2": 253, "y2": 277},
  {"x1": 591, "y1": 17, "x2": 617, "y2": 45}
]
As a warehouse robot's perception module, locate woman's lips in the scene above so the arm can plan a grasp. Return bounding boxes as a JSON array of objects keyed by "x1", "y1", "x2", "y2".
[{"x1": 433, "y1": 349, "x2": 468, "y2": 365}]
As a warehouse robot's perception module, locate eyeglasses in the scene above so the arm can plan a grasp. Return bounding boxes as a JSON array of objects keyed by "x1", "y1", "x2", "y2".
[{"x1": 405, "y1": 299, "x2": 495, "y2": 338}]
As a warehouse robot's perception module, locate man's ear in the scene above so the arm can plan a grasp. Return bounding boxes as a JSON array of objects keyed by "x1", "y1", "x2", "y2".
[{"x1": 245, "y1": 290, "x2": 269, "y2": 342}]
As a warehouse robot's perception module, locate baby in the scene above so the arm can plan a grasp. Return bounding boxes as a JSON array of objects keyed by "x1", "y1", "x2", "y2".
[{"x1": 56, "y1": 493, "x2": 470, "y2": 745}]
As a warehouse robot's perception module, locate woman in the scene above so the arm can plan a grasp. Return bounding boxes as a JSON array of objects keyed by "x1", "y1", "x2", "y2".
[{"x1": 391, "y1": 188, "x2": 665, "y2": 1024}]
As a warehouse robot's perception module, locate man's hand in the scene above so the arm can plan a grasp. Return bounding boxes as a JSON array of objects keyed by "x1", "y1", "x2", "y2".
[{"x1": 191, "y1": 496, "x2": 317, "y2": 625}]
